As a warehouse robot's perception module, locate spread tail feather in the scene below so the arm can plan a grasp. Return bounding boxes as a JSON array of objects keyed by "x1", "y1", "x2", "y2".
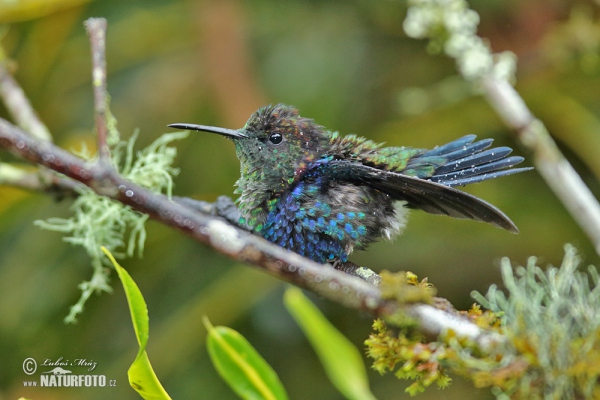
[{"x1": 419, "y1": 135, "x2": 532, "y2": 187}]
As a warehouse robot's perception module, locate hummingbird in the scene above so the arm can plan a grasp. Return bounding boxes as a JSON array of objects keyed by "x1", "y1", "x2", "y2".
[{"x1": 169, "y1": 104, "x2": 531, "y2": 265}]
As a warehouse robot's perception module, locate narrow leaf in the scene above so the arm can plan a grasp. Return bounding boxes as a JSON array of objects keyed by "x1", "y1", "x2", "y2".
[
  {"x1": 283, "y1": 287, "x2": 376, "y2": 400},
  {"x1": 101, "y1": 247, "x2": 171, "y2": 400},
  {"x1": 203, "y1": 317, "x2": 288, "y2": 400}
]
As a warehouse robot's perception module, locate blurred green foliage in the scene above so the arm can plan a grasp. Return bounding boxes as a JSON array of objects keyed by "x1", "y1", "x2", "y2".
[{"x1": 0, "y1": 0, "x2": 599, "y2": 399}]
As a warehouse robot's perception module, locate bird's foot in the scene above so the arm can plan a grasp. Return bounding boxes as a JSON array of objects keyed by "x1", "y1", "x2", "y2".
[
  {"x1": 173, "y1": 195, "x2": 245, "y2": 229},
  {"x1": 332, "y1": 260, "x2": 381, "y2": 286}
]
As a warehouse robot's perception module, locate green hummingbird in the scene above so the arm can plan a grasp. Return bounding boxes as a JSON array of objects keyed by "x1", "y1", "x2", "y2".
[{"x1": 170, "y1": 104, "x2": 530, "y2": 264}]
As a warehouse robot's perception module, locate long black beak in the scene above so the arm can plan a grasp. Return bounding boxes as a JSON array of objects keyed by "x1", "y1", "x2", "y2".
[{"x1": 168, "y1": 123, "x2": 247, "y2": 139}]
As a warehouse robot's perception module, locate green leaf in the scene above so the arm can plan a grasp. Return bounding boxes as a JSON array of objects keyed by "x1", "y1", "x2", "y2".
[
  {"x1": 283, "y1": 287, "x2": 376, "y2": 400},
  {"x1": 203, "y1": 317, "x2": 288, "y2": 400},
  {"x1": 101, "y1": 247, "x2": 171, "y2": 400}
]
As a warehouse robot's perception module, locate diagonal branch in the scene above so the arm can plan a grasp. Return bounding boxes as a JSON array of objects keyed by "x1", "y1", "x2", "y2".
[
  {"x1": 0, "y1": 46, "x2": 79, "y2": 196},
  {"x1": 483, "y1": 77, "x2": 600, "y2": 257},
  {"x1": 0, "y1": 162, "x2": 82, "y2": 196},
  {"x1": 84, "y1": 18, "x2": 111, "y2": 164},
  {"x1": 0, "y1": 62, "x2": 52, "y2": 142}
]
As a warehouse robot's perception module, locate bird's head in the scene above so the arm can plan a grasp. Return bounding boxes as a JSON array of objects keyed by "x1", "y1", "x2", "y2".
[{"x1": 170, "y1": 104, "x2": 330, "y2": 192}]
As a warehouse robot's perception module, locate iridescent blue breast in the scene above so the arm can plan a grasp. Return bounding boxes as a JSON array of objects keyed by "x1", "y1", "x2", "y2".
[
  {"x1": 259, "y1": 161, "x2": 380, "y2": 264},
  {"x1": 260, "y1": 181, "x2": 349, "y2": 263}
]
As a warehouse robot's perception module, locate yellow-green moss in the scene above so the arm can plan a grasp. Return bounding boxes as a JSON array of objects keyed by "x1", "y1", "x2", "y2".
[
  {"x1": 379, "y1": 270, "x2": 435, "y2": 304},
  {"x1": 365, "y1": 319, "x2": 451, "y2": 396}
]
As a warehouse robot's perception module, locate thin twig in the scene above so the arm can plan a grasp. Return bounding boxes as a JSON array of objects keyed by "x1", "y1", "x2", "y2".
[
  {"x1": 0, "y1": 56, "x2": 80, "y2": 198},
  {"x1": 0, "y1": 62, "x2": 52, "y2": 142},
  {"x1": 0, "y1": 163, "x2": 82, "y2": 196},
  {"x1": 482, "y1": 77, "x2": 600, "y2": 257},
  {"x1": 84, "y1": 18, "x2": 110, "y2": 164}
]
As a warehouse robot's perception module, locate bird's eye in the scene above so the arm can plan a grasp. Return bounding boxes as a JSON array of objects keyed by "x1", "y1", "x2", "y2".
[{"x1": 268, "y1": 132, "x2": 283, "y2": 145}]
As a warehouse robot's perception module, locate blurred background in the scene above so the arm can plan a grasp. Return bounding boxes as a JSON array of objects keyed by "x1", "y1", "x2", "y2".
[{"x1": 1, "y1": 0, "x2": 599, "y2": 398}]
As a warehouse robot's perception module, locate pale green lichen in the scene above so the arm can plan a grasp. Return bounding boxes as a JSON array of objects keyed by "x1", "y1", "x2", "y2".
[
  {"x1": 367, "y1": 246, "x2": 600, "y2": 398},
  {"x1": 473, "y1": 244, "x2": 600, "y2": 399},
  {"x1": 35, "y1": 111, "x2": 187, "y2": 323}
]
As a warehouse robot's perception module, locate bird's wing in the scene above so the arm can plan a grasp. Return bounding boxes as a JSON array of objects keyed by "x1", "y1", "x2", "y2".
[{"x1": 321, "y1": 160, "x2": 519, "y2": 233}]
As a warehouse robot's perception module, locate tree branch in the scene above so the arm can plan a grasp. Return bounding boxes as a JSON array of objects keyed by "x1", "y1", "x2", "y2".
[
  {"x1": 0, "y1": 162, "x2": 82, "y2": 197},
  {"x1": 482, "y1": 77, "x2": 600, "y2": 257},
  {"x1": 0, "y1": 45, "x2": 81, "y2": 197},
  {"x1": 0, "y1": 62, "x2": 52, "y2": 142}
]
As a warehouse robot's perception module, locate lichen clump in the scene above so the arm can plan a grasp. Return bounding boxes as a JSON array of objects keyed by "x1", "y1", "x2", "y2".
[
  {"x1": 366, "y1": 246, "x2": 600, "y2": 399},
  {"x1": 35, "y1": 112, "x2": 187, "y2": 323},
  {"x1": 473, "y1": 245, "x2": 600, "y2": 399}
]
